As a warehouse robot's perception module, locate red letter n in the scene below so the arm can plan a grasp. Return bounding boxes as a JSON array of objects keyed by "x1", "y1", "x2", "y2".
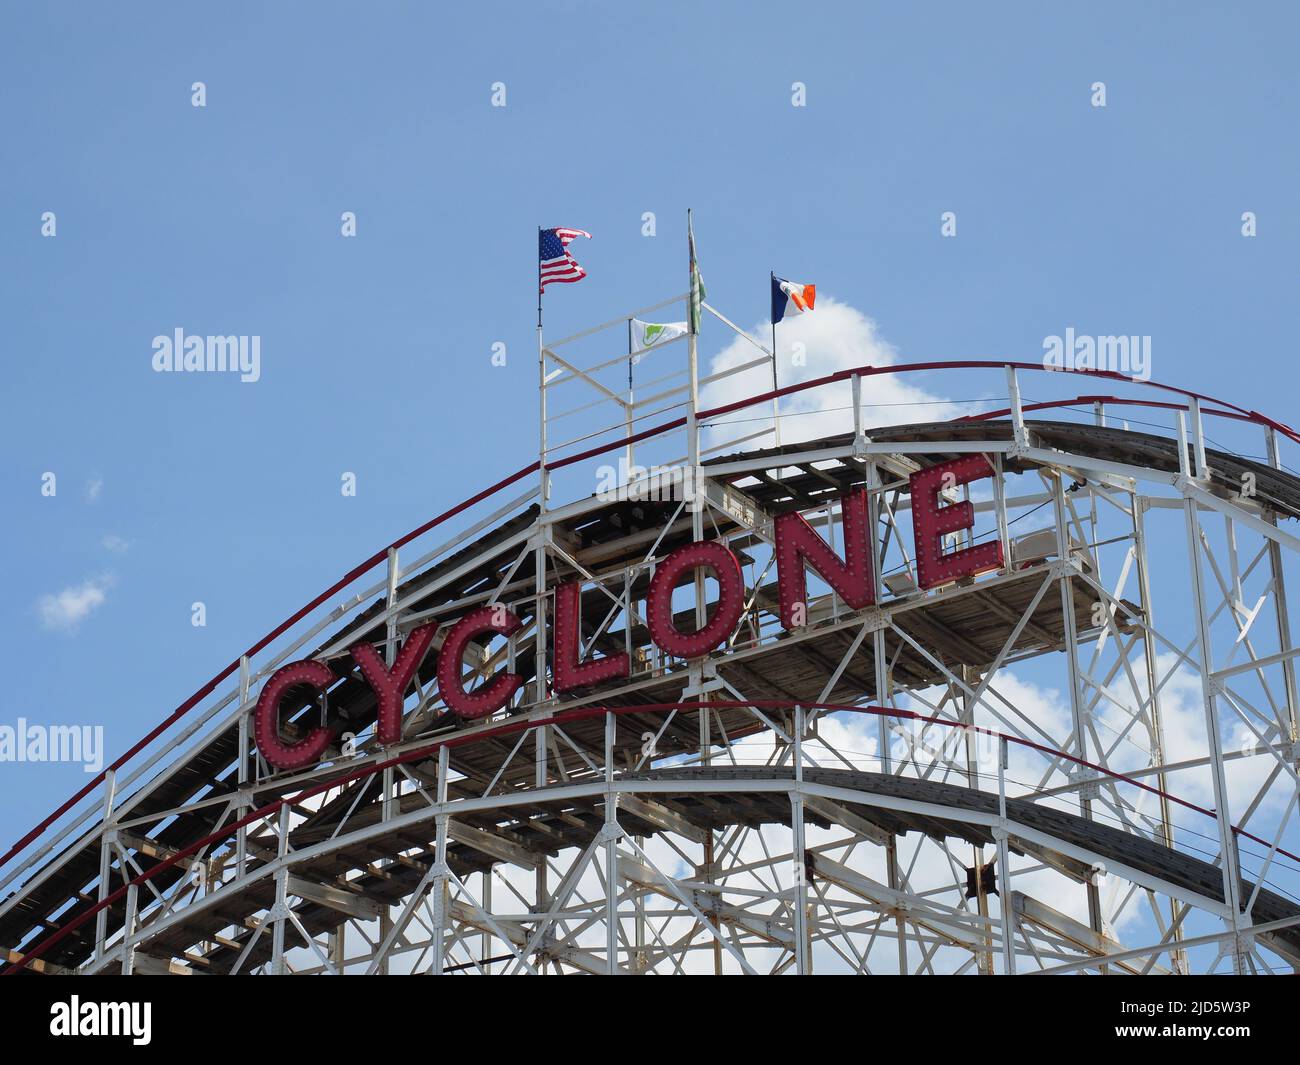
[{"x1": 774, "y1": 488, "x2": 875, "y2": 628}]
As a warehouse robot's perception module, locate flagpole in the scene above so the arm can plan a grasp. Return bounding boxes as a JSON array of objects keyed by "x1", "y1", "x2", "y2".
[
  {"x1": 770, "y1": 272, "x2": 783, "y2": 449},
  {"x1": 687, "y1": 215, "x2": 720, "y2": 972},
  {"x1": 686, "y1": 211, "x2": 704, "y2": 612},
  {"x1": 686, "y1": 208, "x2": 703, "y2": 544},
  {"x1": 534, "y1": 229, "x2": 550, "y2": 745},
  {"x1": 538, "y1": 228, "x2": 547, "y2": 513},
  {"x1": 626, "y1": 317, "x2": 634, "y2": 472},
  {"x1": 770, "y1": 272, "x2": 777, "y2": 384},
  {"x1": 687, "y1": 210, "x2": 700, "y2": 484}
]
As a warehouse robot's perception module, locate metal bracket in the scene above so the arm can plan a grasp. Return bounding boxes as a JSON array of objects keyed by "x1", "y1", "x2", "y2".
[
  {"x1": 1048, "y1": 557, "x2": 1078, "y2": 580},
  {"x1": 1068, "y1": 767, "x2": 1101, "y2": 801},
  {"x1": 681, "y1": 663, "x2": 724, "y2": 699},
  {"x1": 857, "y1": 607, "x2": 889, "y2": 635}
]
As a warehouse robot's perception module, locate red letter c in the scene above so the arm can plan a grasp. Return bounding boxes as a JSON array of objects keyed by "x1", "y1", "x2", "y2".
[
  {"x1": 437, "y1": 606, "x2": 524, "y2": 720},
  {"x1": 253, "y1": 659, "x2": 337, "y2": 771}
]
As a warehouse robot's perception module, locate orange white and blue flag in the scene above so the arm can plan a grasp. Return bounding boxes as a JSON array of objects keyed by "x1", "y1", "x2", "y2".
[{"x1": 771, "y1": 274, "x2": 816, "y2": 323}]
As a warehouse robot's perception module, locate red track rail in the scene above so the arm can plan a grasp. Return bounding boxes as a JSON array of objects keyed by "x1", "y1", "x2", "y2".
[
  {"x1": 4, "y1": 360, "x2": 1296, "y2": 875},
  {"x1": 958, "y1": 395, "x2": 1247, "y2": 425}
]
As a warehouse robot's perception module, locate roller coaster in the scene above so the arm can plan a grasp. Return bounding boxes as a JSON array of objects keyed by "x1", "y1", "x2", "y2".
[{"x1": 4, "y1": 292, "x2": 1300, "y2": 975}]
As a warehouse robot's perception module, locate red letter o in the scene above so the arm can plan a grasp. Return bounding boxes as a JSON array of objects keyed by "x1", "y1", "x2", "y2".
[{"x1": 647, "y1": 541, "x2": 745, "y2": 659}]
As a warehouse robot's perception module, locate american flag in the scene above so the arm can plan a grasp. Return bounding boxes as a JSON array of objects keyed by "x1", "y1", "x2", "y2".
[{"x1": 539, "y1": 227, "x2": 590, "y2": 292}]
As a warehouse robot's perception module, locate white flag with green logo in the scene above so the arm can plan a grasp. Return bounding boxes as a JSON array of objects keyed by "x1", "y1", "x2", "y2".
[{"x1": 631, "y1": 319, "x2": 688, "y2": 354}]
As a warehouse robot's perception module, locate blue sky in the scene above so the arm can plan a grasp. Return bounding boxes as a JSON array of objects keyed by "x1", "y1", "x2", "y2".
[{"x1": 2, "y1": 0, "x2": 1299, "y2": 864}]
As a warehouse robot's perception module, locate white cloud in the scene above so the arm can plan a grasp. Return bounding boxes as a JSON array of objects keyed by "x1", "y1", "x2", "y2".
[
  {"x1": 699, "y1": 297, "x2": 960, "y2": 452},
  {"x1": 101, "y1": 534, "x2": 130, "y2": 553},
  {"x1": 38, "y1": 574, "x2": 114, "y2": 632},
  {"x1": 84, "y1": 475, "x2": 103, "y2": 503}
]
